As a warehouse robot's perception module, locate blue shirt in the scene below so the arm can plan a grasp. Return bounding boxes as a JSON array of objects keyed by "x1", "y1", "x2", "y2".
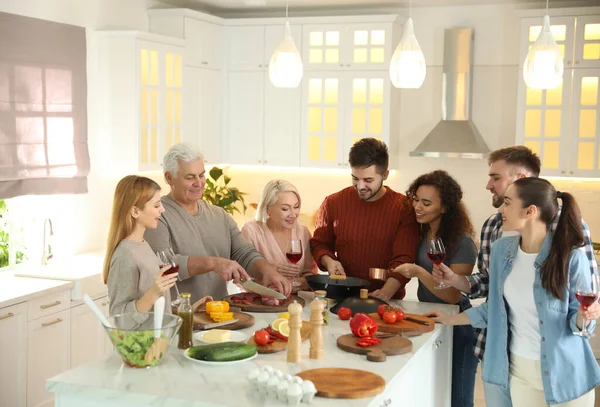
[{"x1": 465, "y1": 233, "x2": 600, "y2": 405}]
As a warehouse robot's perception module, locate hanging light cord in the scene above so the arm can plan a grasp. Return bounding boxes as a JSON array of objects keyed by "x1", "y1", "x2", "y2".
[
  {"x1": 286, "y1": 0, "x2": 289, "y2": 19},
  {"x1": 546, "y1": 0, "x2": 549, "y2": 13},
  {"x1": 409, "y1": 0, "x2": 412, "y2": 18}
]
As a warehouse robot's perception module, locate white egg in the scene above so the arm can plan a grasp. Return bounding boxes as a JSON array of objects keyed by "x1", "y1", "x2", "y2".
[
  {"x1": 301, "y1": 380, "x2": 317, "y2": 403},
  {"x1": 273, "y1": 369, "x2": 284, "y2": 379},
  {"x1": 284, "y1": 374, "x2": 294, "y2": 383},
  {"x1": 292, "y1": 376, "x2": 303, "y2": 385},
  {"x1": 277, "y1": 380, "x2": 290, "y2": 401},
  {"x1": 267, "y1": 376, "x2": 280, "y2": 398},
  {"x1": 287, "y1": 383, "x2": 303, "y2": 406},
  {"x1": 257, "y1": 372, "x2": 270, "y2": 394},
  {"x1": 262, "y1": 365, "x2": 274, "y2": 375}
]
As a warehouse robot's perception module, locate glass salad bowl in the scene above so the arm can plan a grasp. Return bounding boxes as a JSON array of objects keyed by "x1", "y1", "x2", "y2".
[{"x1": 103, "y1": 312, "x2": 182, "y2": 368}]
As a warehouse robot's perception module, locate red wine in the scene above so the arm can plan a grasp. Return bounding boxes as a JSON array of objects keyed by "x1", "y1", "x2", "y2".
[
  {"x1": 163, "y1": 264, "x2": 180, "y2": 276},
  {"x1": 286, "y1": 252, "x2": 302, "y2": 264},
  {"x1": 576, "y1": 292, "x2": 598, "y2": 308},
  {"x1": 427, "y1": 251, "x2": 445, "y2": 265}
]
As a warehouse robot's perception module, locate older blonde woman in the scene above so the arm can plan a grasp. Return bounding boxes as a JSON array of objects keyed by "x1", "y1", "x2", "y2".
[{"x1": 242, "y1": 180, "x2": 317, "y2": 291}]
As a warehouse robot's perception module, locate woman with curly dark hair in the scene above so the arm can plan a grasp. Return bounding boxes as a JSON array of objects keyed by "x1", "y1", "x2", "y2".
[{"x1": 392, "y1": 170, "x2": 478, "y2": 407}]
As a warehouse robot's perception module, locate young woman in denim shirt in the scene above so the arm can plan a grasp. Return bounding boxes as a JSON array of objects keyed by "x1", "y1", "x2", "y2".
[
  {"x1": 375, "y1": 170, "x2": 479, "y2": 407},
  {"x1": 429, "y1": 177, "x2": 600, "y2": 406}
]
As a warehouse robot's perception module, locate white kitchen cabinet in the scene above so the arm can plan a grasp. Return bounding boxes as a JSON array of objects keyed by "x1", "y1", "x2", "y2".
[
  {"x1": 225, "y1": 23, "x2": 303, "y2": 166},
  {"x1": 185, "y1": 66, "x2": 223, "y2": 164},
  {"x1": 27, "y1": 308, "x2": 70, "y2": 407},
  {"x1": 148, "y1": 9, "x2": 225, "y2": 70},
  {"x1": 302, "y1": 19, "x2": 398, "y2": 71},
  {"x1": 70, "y1": 296, "x2": 112, "y2": 369},
  {"x1": 0, "y1": 302, "x2": 27, "y2": 407},
  {"x1": 301, "y1": 70, "x2": 395, "y2": 168},
  {"x1": 97, "y1": 31, "x2": 184, "y2": 172},
  {"x1": 516, "y1": 15, "x2": 600, "y2": 178}
]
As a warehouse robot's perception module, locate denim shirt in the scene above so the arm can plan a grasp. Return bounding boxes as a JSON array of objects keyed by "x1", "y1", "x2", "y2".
[{"x1": 465, "y1": 233, "x2": 600, "y2": 405}]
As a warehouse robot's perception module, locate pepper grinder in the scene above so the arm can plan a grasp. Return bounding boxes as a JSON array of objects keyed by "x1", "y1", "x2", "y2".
[
  {"x1": 309, "y1": 296, "x2": 324, "y2": 359},
  {"x1": 287, "y1": 301, "x2": 303, "y2": 363}
]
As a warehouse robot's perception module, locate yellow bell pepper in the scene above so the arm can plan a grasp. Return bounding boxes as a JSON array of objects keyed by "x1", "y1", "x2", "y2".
[
  {"x1": 205, "y1": 301, "x2": 230, "y2": 314},
  {"x1": 210, "y1": 312, "x2": 234, "y2": 322}
]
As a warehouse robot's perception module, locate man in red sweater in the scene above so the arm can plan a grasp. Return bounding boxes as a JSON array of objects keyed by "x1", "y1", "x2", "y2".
[{"x1": 310, "y1": 138, "x2": 420, "y2": 300}]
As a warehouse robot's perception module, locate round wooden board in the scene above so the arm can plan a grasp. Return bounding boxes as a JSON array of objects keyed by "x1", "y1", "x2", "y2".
[
  {"x1": 247, "y1": 321, "x2": 311, "y2": 353},
  {"x1": 296, "y1": 368, "x2": 385, "y2": 399},
  {"x1": 368, "y1": 313, "x2": 435, "y2": 334},
  {"x1": 192, "y1": 311, "x2": 254, "y2": 331},
  {"x1": 337, "y1": 333, "x2": 412, "y2": 362},
  {"x1": 222, "y1": 294, "x2": 305, "y2": 313}
]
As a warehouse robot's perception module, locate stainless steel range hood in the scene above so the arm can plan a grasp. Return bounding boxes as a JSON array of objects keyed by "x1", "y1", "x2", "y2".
[{"x1": 410, "y1": 28, "x2": 490, "y2": 159}]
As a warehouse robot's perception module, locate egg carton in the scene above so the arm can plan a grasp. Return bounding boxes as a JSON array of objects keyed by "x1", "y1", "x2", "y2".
[{"x1": 247, "y1": 365, "x2": 316, "y2": 405}]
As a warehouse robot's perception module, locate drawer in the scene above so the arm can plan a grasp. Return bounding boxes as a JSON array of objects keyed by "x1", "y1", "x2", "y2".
[{"x1": 27, "y1": 290, "x2": 70, "y2": 321}]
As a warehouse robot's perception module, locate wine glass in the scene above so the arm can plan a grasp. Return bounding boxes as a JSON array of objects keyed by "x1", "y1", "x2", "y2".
[
  {"x1": 427, "y1": 238, "x2": 447, "y2": 289},
  {"x1": 574, "y1": 271, "x2": 600, "y2": 337},
  {"x1": 156, "y1": 248, "x2": 182, "y2": 307},
  {"x1": 286, "y1": 238, "x2": 302, "y2": 290}
]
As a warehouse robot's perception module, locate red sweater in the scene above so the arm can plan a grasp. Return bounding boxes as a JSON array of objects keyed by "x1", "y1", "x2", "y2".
[{"x1": 310, "y1": 186, "x2": 420, "y2": 299}]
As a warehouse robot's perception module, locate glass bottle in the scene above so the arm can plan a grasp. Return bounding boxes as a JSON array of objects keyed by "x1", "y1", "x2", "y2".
[
  {"x1": 314, "y1": 290, "x2": 329, "y2": 326},
  {"x1": 177, "y1": 292, "x2": 193, "y2": 349}
]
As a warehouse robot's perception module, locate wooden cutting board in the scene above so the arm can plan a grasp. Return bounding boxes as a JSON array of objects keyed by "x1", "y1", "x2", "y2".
[
  {"x1": 296, "y1": 368, "x2": 385, "y2": 399},
  {"x1": 247, "y1": 321, "x2": 311, "y2": 353},
  {"x1": 222, "y1": 294, "x2": 305, "y2": 313},
  {"x1": 192, "y1": 311, "x2": 254, "y2": 331},
  {"x1": 368, "y1": 313, "x2": 435, "y2": 334},
  {"x1": 337, "y1": 334, "x2": 412, "y2": 362}
]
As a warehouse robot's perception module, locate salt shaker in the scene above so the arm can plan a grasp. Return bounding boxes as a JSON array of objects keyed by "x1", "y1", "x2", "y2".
[
  {"x1": 287, "y1": 300, "x2": 303, "y2": 363},
  {"x1": 309, "y1": 296, "x2": 324, "y2": 359}
]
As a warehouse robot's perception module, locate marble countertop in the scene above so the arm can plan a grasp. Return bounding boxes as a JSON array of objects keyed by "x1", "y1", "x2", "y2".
[
  {"x1": 0, "y1": 270, "x2": 74, "y2": 309},
  {"x1": 47, "y1": 300, "x2": 458, "y2": 407}
]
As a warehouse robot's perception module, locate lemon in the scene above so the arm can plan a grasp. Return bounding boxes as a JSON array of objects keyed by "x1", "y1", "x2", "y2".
[
  {"x1": 278, "y1": 312, "x2": 290, "y2": 320},
  {"x1": 271, "y1": 318, "x2": 288, "y2": 332},
  {"x1": 278, "y1": 320, "x2": 290, "y2": 337}
]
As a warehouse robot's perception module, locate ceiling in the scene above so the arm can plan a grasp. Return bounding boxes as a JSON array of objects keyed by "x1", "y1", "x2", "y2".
[{"x1": 157, "y1": 0, "x2": 599, "y2": 14}]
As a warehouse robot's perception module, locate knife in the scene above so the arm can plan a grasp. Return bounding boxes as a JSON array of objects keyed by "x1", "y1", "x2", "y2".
[
  {"x1": 405, "y1": 316, "x2": 431, "y2": 326},
  {"x1": 240, "y1": 277, "x2": 287, "y2": 300},
  {"x1": 200, "y1": 319, "x2": 239, "y2": 330}
]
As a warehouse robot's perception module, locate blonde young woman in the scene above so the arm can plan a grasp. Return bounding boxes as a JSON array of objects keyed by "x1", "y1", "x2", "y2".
[
  {"x1": 103, "y1": 175, "x2": 211, "y2": 316},
  {"x1": 241, "y1": 180, "x2": 317, "y2": 291}
]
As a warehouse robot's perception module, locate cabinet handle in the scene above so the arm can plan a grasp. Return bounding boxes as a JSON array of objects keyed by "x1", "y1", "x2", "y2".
[
  {"x1": 0, "y1": 312, "x2": 15, "y2": 321},
  {"x1": 258, "y1": 64, "x2": 263, "y2": 68},
  {"x1": 263, "y1": 160, "x2": 268, "y2": 164},
  {"x1": 40, "y1": 300, "x2": 61, "y2": 310},
  {"x1": 569, "y1": 171, "x2": 574, "y2": 175},
  {"x1": 41, "y1": 318, "x2": 63, "y2": 328},
  {"x1": 346, "y1": 64, "x2": 351, "y2": 67},
  {"x1": 575, "y1": 60, "x2": 580, "y2": 64},
  {"x1": 102, "y1": 301, "x2": 109, "y2": 307},
  {"x1": 202, "y1": 61, "x2": 208, "y2": 65},
  {"x1": 258, "y1": 160, "x2": 262, "y2": 164},
  {"x1": 561, "y1": 170, "x2": 566, "y2": 174}
]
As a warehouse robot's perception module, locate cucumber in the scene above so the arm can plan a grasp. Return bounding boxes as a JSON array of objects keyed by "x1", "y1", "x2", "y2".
[
  {"x1": 188, "y1": 342, "x2": 246, "y2": 360},
  {"x1": 204, "y1": 344, "x2": 257, "y2": 362}
]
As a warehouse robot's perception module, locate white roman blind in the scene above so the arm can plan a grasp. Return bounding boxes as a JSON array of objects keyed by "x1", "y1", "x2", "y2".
[{"x1": 0, "y1": 12, "x2": 89, "y2": 199}]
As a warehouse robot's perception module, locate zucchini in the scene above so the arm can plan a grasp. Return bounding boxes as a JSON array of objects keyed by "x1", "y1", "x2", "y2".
[
  {"x1": 204, "y1": 344, "x2": 257, "y2": 362},
  {"x1": 188, "y1": 342, "x2": 246, "y2": 360}
]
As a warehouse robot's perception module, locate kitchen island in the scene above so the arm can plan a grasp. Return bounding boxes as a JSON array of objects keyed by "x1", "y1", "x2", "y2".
[{"x1": 48, "y1": 300, "x2": 458, "y2": 407}]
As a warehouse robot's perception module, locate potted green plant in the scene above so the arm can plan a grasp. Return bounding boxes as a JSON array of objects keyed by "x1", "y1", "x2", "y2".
[{"x1": 202, "y1": 167, "x2": 248, "y2": 215}]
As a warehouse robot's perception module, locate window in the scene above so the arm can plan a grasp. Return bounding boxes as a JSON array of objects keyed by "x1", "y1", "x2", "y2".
[{"x1": 0, "y1": 199, "x2": 28, "y2": 269}]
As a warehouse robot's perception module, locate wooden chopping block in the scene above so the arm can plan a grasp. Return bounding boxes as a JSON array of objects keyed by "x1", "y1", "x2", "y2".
[
  {"x1": 247, "y1": 321, "x2": 311, "y2": 353},
  {"x1": 192, "y1": 311, "x2": 254, "y2": 331},
  {"x1": 296, "y1": 368, "x2": 385, "y2": 399},
  {"x1": 368, "y1": 313, "x2": 435, "y2": 334},
  {"x1": 221, "y1": 294, "x2": 305, "y2": 313},
  {"x1": 337, "y1": 334, "x2": 412, "y2": 362}
]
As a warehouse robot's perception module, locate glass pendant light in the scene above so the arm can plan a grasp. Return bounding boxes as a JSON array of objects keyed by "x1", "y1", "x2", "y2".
[
  {"x1": 269, "y1": 0, "x2": 303, "y2": 88},
  {"x1": 522, "y1": 0, "x2": 564, "y2": 89},
  {"x1": 389, "y1": 0, "x2": 426, "y2": 89}
]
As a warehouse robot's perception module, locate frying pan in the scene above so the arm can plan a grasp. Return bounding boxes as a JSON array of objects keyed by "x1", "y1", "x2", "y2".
[{"x1": 305, "y1": 275, "x2": 369, "y2": 300}]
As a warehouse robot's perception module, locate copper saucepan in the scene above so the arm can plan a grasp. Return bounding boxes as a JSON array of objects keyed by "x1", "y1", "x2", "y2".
[{"x1": 368, "y1": 268, "x2": 389, "y2": 281}]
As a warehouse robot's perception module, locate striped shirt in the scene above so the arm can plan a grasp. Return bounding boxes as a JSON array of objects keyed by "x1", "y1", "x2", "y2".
[{"x1": 466, "y1": 207, "x2": 598, "y2": 359}]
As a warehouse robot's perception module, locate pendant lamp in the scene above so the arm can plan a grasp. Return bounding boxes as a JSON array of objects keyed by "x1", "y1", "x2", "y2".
[
  {"x1": 389, "y1": 0, "x2": 426, "y2": 89},
  {"x1": 522, "y1": 0, "x2": 564, "y2": 89},
  {"x1": 269, "y1": 0, "x2": 303, "y2": 88}
]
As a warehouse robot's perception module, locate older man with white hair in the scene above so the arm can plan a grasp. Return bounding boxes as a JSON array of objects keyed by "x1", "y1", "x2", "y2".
[{"x1": 144, "y1": 143, "x2": 291, "y2": 304}]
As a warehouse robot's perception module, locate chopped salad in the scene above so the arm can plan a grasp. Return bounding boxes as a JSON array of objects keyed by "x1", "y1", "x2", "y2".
[{"x1": 108, "y1": 330, "x2": 165, "y2": 368}]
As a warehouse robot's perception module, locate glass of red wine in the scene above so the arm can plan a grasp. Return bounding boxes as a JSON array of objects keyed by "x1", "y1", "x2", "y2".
[
  {"x1": 427, "y1": 238, "x2": 448, "y2": 289},
  {"x1": 156, "y1": 248, "x2": 182, "y2": 307},
  {"x1": 286, "y1": 238, "x2": 302, "y2": 290},
  {"x1": 574, "y1": 271, "x2": 599, "y2": 337}
]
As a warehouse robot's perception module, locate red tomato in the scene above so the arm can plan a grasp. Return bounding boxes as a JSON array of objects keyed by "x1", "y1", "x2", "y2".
[
  {"x1": 377, "y1": 304, "x2": 388, "y2": 318},
  {"x1": 253, "y1": 330, "x2": 270, "y2": 346},
  {"x1": 338, "y1": 307, "x2": 352, "y2": 320},
  {"x1": 383, "y1": 311, "x2": 397, "y2": 324},
  {"x1": 396, "y1": 309, "x2": 405, "y2": 322}
]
